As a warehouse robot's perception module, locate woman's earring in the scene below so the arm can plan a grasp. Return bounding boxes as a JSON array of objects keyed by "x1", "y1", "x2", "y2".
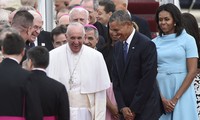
[{"x1": 174, "y1": 23, "x2": 176, "y2": 26}]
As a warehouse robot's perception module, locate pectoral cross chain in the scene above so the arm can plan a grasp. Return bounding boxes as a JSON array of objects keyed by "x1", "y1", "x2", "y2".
[{"x1": 69, "y1": 76, "x2": 73, "y2": 90}]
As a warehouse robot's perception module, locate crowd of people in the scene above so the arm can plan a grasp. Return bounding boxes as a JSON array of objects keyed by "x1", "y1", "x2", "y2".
[{"x1": 0, "y1": 0, "x2": 199, "y2": 120}]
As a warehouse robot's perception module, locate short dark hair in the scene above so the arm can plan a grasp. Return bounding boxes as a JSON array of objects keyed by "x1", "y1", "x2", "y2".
[
  {"x1": 155, "y1": 3, "x2": 183, "y2": 37},
  {"x1": 99, "y1": 0, "x2": 115, "y2": 13},
  {"x1": 109, "y1": 10, "x2": 132, "y2": 24},
  {"x1": 51, "y1": 25, "x2": 67, "y2": 42},
  {"x1": 27, "y1": 46, "x2": 49, "y2": 68},
  {"x1": 12, "y1": 10, "x2": 34, "y2": 31},
  {"x1": 2, "y1": 28, "x2": 25, "y2": 55}
]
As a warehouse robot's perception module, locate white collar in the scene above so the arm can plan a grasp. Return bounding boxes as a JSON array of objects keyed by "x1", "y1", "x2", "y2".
[
  {"x1": 33, "y1": 68, "x2": 46, "y2": 73},
  {"x1": 34, "y1": 37, "x2": 38, "y2": 46},
  {"x1": 124, "y1": 28, "x2": 135, "y2": 49},
  {"x1": 6, "y1": 57, "x2": 20, "y2": 64}
]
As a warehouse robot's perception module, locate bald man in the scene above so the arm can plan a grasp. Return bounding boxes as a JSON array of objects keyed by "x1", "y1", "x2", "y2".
[
  {"x1": 69, "y1": 7, "x2": 89, "y2": 25},
  {"x1": 58, "y1": 14, "x2": 69, "y2": 26}
]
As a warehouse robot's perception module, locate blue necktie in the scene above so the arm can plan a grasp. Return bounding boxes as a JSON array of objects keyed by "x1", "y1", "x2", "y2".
[
  {"x1": 26, "y1": 42, "x2": 35, "y2": 50},
  {"x1": 29, "y1": 42, "x2": 35, "y2": 47},
  {"x1": 123, "y1": 41, "x2": 128, "y2": 62}
]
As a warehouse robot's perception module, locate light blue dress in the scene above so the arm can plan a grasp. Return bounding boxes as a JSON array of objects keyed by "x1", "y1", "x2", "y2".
[{"x1": 153, "y1": 30, "x2": 199, "y2": 120}]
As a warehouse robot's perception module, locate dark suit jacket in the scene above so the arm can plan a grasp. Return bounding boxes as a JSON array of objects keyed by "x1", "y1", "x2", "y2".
[
  {"x1": 131, "y1": 14, "x2": 152, "y2": 39},
  {"x1": 28, "y1": 70, "x2": 70, "y2": 120},
  {"x1": 96, "y1": 35, "x2": 105, "y2": 51},
  {"x1": 99, "y1": 45, "x2": 114, "y2": 81},
  {"x1": 37, "y1": 31, "x2": 54, "y2": 51},
  {"x1": 93, "y1": 21, "x2": 108, "y2": 43},
  {"x1": 112, "y1": 32, "x2": 164, "y2": 119},
  {"x1": 21, "y1": 31, "x2": 54, "y2": 64},
  {"x1": 0, "y1": 58, "x2": 41, "y2": 119}
]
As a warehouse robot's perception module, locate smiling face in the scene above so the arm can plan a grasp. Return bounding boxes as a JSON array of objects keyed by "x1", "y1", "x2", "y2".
[
  {"x1": 97, "y1": 5, "x2": 111, "y2": 26},
  {"x1": 158, "y1": 10, "x2": 175, "y2": 35},
  {"x1": 30, "y1": 17, "x2": 43, "y2": 42},
  {"x1": 66, "y1": 24, "x2": 85, "y2": 53},
  {"x1": 109, "y1": 21, "x2": 132, "y2": 41}
]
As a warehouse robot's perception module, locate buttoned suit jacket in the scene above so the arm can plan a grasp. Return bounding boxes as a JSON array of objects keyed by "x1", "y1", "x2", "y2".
[
  {"x1": 28, "y1": 70, "x2": 70, "y2": 120},
  {"x1": 37, "y1": 31, "x2": 54, "y2": 51},
  {"x1": 112, "y1": 31, "x2": 164, "y2": 119},
  {"x1": 0, "y1": 58, "x2": 41, "y2": 119}
]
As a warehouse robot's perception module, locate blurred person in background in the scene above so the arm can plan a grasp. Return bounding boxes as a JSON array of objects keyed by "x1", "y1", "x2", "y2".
[
  {"x1": 51, "y1": 25, "x2": 67, "y2": 48},
  {"x1": 69, "y1": 6, "x2": 89, "y2": 25},
  {"x1": 182, "y1": 12, "x2": 200, "y2": 118},
  {"x1": 54, "y1": 0, "x2": 70, "y2": 13},
  {"x1": 55, "y1": 8, "x2": 69, "y2": 26},
  {"x1": 20, "y1": 0, "x2": 38, "y2": 10},
  {"x1": 111, "y1": 0, "x2": 151, "y2": 38},
  {"x1": 81, "y1": 0, "x2": 108, "y2": 43},
  {"x1": 58, "y1": 14, "x2": 70, "y2": 26},
  {"x1": 84, "y1": 24, "x2": 99, "y2": 49},
  {"x1": 97, "y1": 0, "x2": 115, "y2": 27}
]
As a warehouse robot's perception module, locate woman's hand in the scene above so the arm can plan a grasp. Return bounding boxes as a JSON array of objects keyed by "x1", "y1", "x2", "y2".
[
  {"x1": 109, "y1": 104, "x2": 120, "y2": 120},
  {"x1": 162, "y1": 97, "x2": 175, "y2": 113}
]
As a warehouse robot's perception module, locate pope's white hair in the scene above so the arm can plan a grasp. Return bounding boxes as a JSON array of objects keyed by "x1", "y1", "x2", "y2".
[{"x1": 66, "y1": 22, "x2": 85, "y2": 36}]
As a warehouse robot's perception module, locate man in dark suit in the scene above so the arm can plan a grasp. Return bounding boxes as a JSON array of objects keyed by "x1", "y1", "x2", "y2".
[
  {"x1": 0, "y1": 28, "x2": 41, "y2": 120},
  {"x1": 25, "y1": 46, "x2": 70, "y2": 120},
  {"x1": 109, "y1": 10, "x2": 164, "y2": 120},
  {"x1": 111, "y1": 0, "x2": 152, "y2": 39}
]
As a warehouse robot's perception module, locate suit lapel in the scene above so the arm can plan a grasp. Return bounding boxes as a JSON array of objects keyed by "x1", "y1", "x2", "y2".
[{"x1": 118, "y1": 42, "x2": 125, "y2": 77}]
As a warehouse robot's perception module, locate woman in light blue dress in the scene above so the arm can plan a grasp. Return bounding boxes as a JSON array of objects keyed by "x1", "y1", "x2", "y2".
[{"x1": 153, "y1": 3, "x2": 199, "y2": 120}]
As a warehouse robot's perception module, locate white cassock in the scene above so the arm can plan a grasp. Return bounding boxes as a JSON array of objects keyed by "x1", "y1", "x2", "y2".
[{"x1": 46, "y1": 44, "x2": 110, "y2": 120}]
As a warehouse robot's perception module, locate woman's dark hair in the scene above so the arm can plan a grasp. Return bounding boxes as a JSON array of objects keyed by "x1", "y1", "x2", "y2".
[
  {"x1": 182, "y1": 12, "x2": 200, "y2": 68},
  {"x1": 155, "y1": 3, "x2": 183, "y2": 37}
]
